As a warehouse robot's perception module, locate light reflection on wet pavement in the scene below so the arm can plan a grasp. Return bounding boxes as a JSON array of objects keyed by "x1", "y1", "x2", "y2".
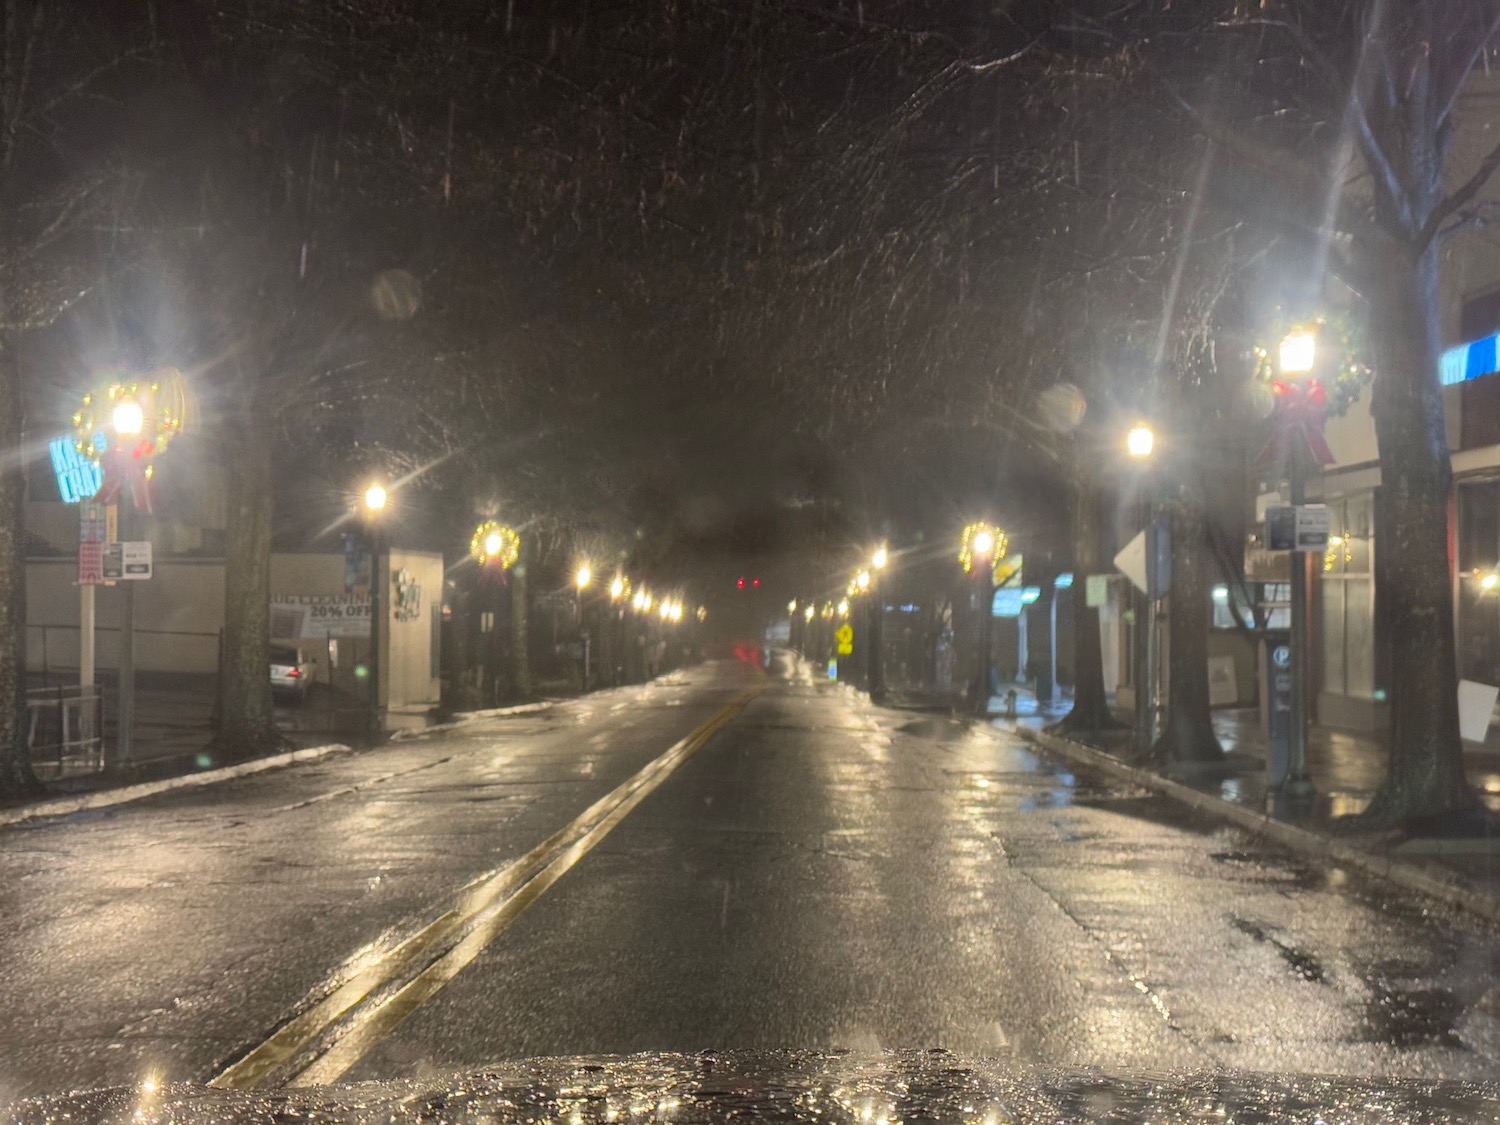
[{"x1": 2, "y1": 655, "x2": 1499, "y2": 1104}]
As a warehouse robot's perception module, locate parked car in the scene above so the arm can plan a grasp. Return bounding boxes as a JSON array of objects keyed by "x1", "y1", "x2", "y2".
[{"x1": 270, "y1": 644, "x2": 317, "y2": 702}]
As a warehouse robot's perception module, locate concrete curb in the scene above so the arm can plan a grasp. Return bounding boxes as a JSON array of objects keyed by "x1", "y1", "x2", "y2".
[
  {"x1": 1013, "y1": 726, "x2": 1500, "y2": 927},
  {"x1": 0, "y1": 743, "x2": 355, "y2": 830},
  {"x1": 389, "y1": 700, "x2": 557, "y2": 741}
]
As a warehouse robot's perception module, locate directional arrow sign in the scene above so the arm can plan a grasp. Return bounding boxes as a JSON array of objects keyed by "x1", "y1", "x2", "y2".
[
  {"x1": 1114, "y1": 518, "x2": 1170, "y2": 600},
  {"x1": 1114, "y1": 529, "x2": 1147, "y2": 594}
]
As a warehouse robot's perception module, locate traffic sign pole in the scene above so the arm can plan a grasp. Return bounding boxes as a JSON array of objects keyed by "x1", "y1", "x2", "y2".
[{"x1": 1286, "y1": 443, "x2": 1317, "y2": 802}]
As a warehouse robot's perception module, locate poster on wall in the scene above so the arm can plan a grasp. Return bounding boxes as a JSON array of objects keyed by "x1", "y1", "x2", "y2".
[
  {"x1": 1208, "y1": 655, "x2": 1238, "y2": 707},
  {"x1": 270, "y1": 594, "x2": 372, "y2": 638}
]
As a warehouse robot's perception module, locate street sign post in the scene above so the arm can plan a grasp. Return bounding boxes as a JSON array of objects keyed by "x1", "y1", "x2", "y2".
[{"x1": 1116, "y1": 513, "x2": 1170, "y2": 752}]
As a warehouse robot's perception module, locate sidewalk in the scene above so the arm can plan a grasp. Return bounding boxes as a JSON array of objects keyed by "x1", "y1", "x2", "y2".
[
  {"x1": 996, "y1": 693, "x2": 1500, "y2": 912},
  {"x1": 23, "y1": 679, "x2": 419, "y2": 802}
]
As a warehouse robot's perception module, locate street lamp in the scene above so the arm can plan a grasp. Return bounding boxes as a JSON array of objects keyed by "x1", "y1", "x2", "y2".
[
  {"x1": 855, "y1": 569, "x2": 871, "y2": 593},
  {"x1": 112, "y1": 398, "x2": 144, "y2": 437},
  {"x1": 1125, "y1": 422, "x2": 1162, "y2": 753},
  {"x1": 1280, "y1": 325, "x2": 1319, "y2": 801},
  {"x1": 867, "y1": 545, "x2": 889, "y2": 701},
  {"x1": 960, "y1": 522, "x2": 1003, "y2": 714},
  {"x1": 362, "y1": 480, "x2": 389, "y2": 740},
  {"x1": 1126, "y1": 423, "x2": 1155, "y2": 460},
  {"x1": 575, "y1": 563, "x2": 592, "y2": 591},
  {"x1": 1279, "y1": 329, "x2": 1317, "y2": 376}
]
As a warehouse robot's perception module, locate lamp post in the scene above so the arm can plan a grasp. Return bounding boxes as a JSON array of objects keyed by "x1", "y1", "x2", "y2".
[
  {"x1": 111, "y1": 397, "x2": 144, "y2": 776},
  {"x1": 608, "y1": 573, "x2": 628, "y2": 686},
  {"x1": 1279, "y1": 329, "x2": 1319, "y2": 801},
  {"x1": 73, "y1": 373, "x2": 189, "y2": 775},
  {"x1": 962, "y1": 523, "x2": 1000, "y2": 715},
  {"x1": 868, "y1": 545, "x2": 888, "y2": 702},
  {"x1": 471, "y1": 521, "x2": 521, "y2": 704},
  {"x1": 575, "y1": 563, "x2": 593, "y2": 692},
  {"x1": 1126, "y1": 423, "x2": 1159, "y2": 754},
  {"x1": 363, "y1": 482, "x2": 388, "y2": 740}
]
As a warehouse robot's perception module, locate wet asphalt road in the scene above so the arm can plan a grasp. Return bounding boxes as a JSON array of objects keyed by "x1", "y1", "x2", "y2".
[{"x1": 3, "y1": 653, "x2": 1499, "y2": 1101}]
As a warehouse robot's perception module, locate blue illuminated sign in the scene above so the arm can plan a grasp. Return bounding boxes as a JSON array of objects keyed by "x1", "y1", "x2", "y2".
[
  {"x1": 1441, "y1": 332, "x2": 1500, "y2": 385},
  {"x1": 993, "y1": 588, "x2": 1024, "y2": 617},
  {"x1": 47, "y1": 433, "x2": 104, "y2": 503}
]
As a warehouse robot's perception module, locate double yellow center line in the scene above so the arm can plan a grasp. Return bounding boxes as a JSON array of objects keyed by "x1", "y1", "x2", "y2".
[{"x1": 212, "y1": 686, "x2": 763, "y2": 1090}]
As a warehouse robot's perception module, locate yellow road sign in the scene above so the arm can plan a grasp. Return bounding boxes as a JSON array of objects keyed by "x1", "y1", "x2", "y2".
[{"x1": 835, "y1": 623, "x2": 854, "y2": 655}]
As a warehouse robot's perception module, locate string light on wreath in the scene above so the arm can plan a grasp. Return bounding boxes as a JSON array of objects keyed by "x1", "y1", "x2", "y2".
[
  {"x1": 959, "y1": 521, "x2": 1009, "y2": 580},
  {"x1": 72, "y1": 369, "x2": 189, "y2": 512},
  {"x1": 1251, "y1": 312, "x2": 1372, "y2": 419},
  {"x1": 471, "y1": 521, "x2": 520, "y2": 569}
]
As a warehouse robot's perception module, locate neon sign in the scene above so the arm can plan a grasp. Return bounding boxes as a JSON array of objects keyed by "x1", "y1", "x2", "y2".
[{"x1": 48, "y1": 432, "x2": 105, "y2": 503}]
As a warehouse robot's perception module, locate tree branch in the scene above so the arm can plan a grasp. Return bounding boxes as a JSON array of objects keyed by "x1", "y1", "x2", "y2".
[{"x1": 1421, "y1": 132, "x2": 1500, "y2": 247}]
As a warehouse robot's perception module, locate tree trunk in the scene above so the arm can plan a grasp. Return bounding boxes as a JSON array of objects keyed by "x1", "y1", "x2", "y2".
[
  {"x1": 213, "y1": 405, "x2": 282, "y2": 759},
  {"x1": 1056, "y1": 466, "x2": 1124, "y2": 735},
  {"x1": 1362, "y1": 234, "x2": 1474, "y2": 823},
  {"x1": 510, "y1": 562, "x2": 531, "y2": 698},
  {"x1": 0, "y1": 341, "x2": 42, "y2": 798},
  {"x1": 1148, "y1": 480, "x2": 1224, "y2": 765}
]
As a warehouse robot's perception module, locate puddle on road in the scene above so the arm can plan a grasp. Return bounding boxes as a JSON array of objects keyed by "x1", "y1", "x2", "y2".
[
  {"x1": 1361, "y1": 982, "x2": 1465, "y2": 1049},
  {"x1": 894, "y1": 717, "x2": 967, "y2": 741}
]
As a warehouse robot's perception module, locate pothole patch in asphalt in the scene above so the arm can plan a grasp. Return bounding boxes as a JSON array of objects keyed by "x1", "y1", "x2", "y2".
[{"x1": 1229, "y1": 915, "x2": 1327, "y2": 984}]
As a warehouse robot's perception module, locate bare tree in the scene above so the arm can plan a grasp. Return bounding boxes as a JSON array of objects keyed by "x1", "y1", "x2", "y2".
[{"x1": 0, "y1": 3, "x2": 147, "y2": 796}]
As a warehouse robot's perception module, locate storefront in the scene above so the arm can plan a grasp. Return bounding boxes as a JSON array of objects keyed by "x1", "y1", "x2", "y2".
[
  {"x1": 1317, "y1": 491, "x2": 1382, "y2": 729},
  {"x1": 1457, "y1": 476, "x2": 1500, "y2": 688}
]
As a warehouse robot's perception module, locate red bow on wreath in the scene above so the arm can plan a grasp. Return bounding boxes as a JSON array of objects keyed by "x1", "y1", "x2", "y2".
[
  {"x1": 1255, "y1": 378, "x2": 1336, "y2": 470},
  {"x1": 95, "y1": 440, "x2": 156, "y2": 513}
]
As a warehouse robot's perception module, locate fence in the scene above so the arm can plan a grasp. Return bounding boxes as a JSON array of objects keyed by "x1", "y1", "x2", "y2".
[
  {"x1": 26, "y1": 623, "x2": 221, "y2": 684},
  {"x1": 26, "y1": 684, "x2": 104, "y2": 780}
]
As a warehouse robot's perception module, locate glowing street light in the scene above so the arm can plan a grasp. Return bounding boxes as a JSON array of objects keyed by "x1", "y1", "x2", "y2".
[
  {"x1": 960, "y1": 521, "x2": 1006, "y2": 716},
  {"x1": 1279, "y1": 328, "x2": 1317, "y2": 376},
  {"x1": 112, "y1": 398, "x2": 144, "y2": 437},
  {"x1": 837, "y1": 598, "x2": 850, "y2": 617},
  {"x1": 803, "y1": 604, "x2": 816, "y2": 622},
  {"x1": 364, "y1": 482, "x2": 388, "y2": 512},
  {"x1": 471, "y1": 521, "x2": 520, "y2": 568},
  {"x1": 575, "y1": 563, "x2": 592, "y2": 591},
  {"x1": 1482, "y1": 572, "x2": 1500, "y2": 592},
  {"x1": 872, "y1": 544, "x2": 889, "y2": 570},
  {"x1": 855, "y1": 569, "x2": 871, "y2": 593},
  {"x1": 1126, "y1": 424, "x2": 1155, "y2": 460},
  {"x1": 610, "y1": 574, "x2": 627, "y2": 600}
]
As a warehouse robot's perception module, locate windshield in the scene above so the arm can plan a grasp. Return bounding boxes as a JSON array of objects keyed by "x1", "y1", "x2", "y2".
[{"x1": 3, "y1": 1, "x2": 1500, "y2": 1116}]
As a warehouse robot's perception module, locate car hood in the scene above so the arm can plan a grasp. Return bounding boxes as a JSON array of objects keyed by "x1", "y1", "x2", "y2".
[{"x1": 9, "y1": 1050, "x2": 1500, "y2": 1124}]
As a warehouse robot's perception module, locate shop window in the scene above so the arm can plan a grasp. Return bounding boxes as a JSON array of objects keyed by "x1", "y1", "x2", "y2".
[
  {"x1": 1458, "y1": 479, "x2": 1500, "y2": 686},
  {"x1": 1461, "y1": 287, "x2": 1500, "y2": 342},
  {"x1": 1321, "y1": 495, "x2": 1377, "y2": 699},
  {"x1": 1211, "y1": 582, "x2": 1289, "y2": 630}
]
